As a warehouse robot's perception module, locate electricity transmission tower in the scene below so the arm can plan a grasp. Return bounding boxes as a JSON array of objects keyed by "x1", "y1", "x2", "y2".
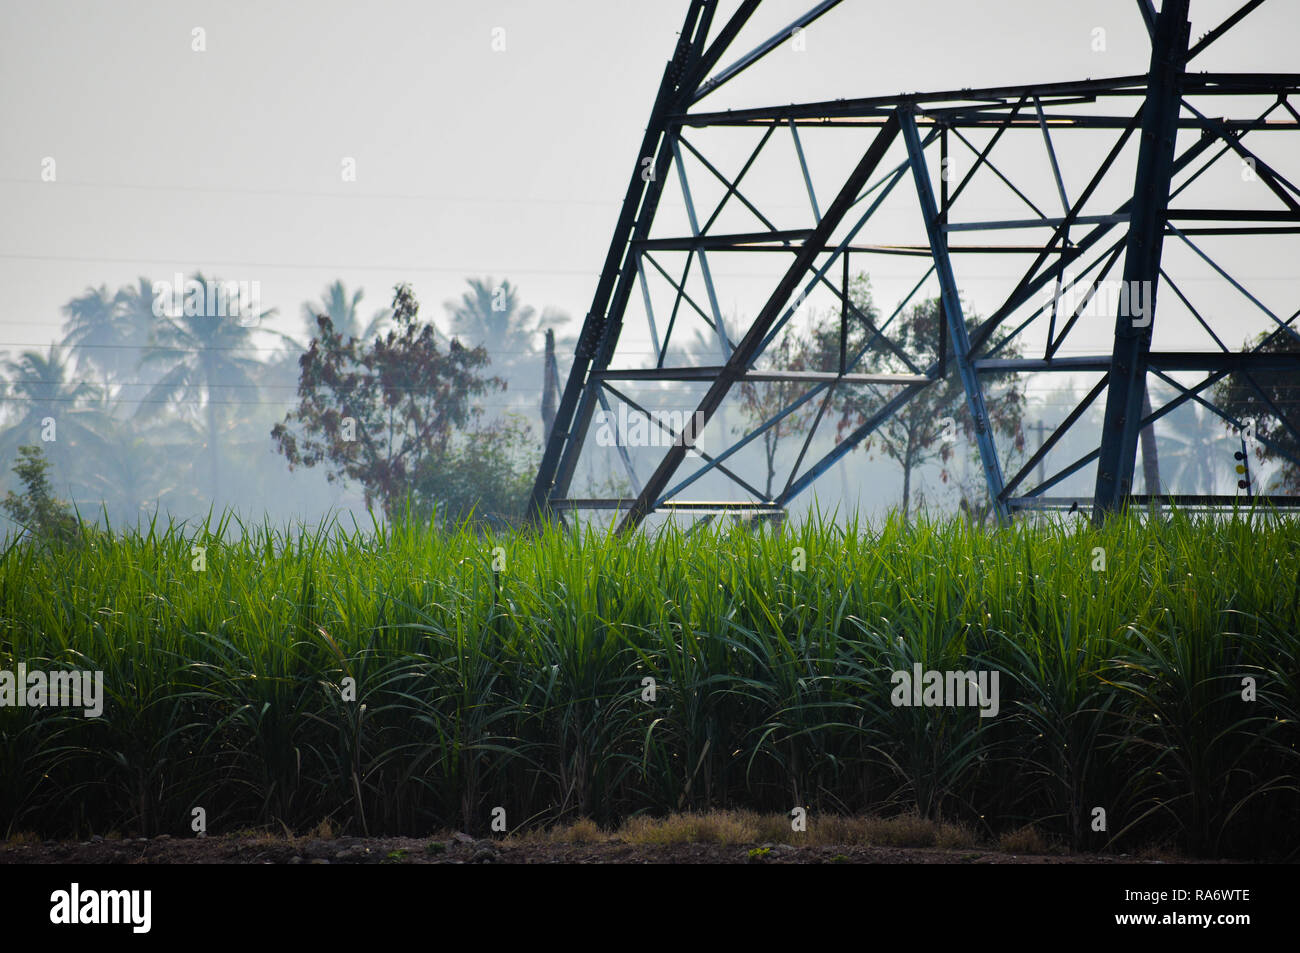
[{"x1": 528, "y1": 0, "x2": 1300, "y2": 530}]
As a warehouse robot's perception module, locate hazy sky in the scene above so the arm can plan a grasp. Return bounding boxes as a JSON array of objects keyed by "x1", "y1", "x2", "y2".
[
  {"x1": 5, "y1": 1, "x2": 1293, "y2": 342},
  {"x1": 2, "y1": 0, "x2": 1296, "y2": 514}
]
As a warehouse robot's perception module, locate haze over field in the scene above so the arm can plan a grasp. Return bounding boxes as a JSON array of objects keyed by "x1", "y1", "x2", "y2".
[{"x1": 1, "y1": 1, "x2": 1295, "y2": 529}]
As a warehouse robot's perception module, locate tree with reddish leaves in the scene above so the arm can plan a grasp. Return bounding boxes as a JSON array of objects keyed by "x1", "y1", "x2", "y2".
[{"x1": 272, "y1": 283, "x2": 508, "y2": 519}]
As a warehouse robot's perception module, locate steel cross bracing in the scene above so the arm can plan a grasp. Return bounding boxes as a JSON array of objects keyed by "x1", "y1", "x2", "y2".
[{"x1": 528, "y1": 0, "x2": 1300, "y2": 530}]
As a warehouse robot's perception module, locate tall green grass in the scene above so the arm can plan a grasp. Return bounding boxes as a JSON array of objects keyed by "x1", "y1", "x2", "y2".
[{"x1": 1, "y1": 508, "x2": 1296, "y2": 857}]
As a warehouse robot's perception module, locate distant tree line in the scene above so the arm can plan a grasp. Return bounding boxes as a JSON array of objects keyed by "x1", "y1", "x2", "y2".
[{"x1": 0, "y1": 273, "x2": 569, "y2": 537}]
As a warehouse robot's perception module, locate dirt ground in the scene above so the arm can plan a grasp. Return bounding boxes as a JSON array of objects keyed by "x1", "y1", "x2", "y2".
[{"x1": 0, "y1": 833, "x2": 1221, "y2": 865}]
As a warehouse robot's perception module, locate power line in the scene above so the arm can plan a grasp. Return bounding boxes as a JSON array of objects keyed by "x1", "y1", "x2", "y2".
[
  {"x1": 0, "y1": 175, "x2": 1047, "y2": 215},
  {"x1": 0, "y1": 396, "x2": 549, "y2": 407},
  {"x1": 0, "y1": 252, "x2": 607, "y2": 277},
  {"x1": 0, "y1": 176, "x2": 628, "y2": 208},
  {"x1": 1, "y1": 251, "x2": 1294, "y2": 285}
]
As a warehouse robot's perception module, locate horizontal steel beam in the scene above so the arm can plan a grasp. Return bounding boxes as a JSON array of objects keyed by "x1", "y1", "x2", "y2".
[
  {"x1": 550, "y1": 498, "x2": 785, "y2": 512},
  {"x1": 674, "y1": 73, "x2": 1300, "y2": 127},
  {"x1": 1009, "y1": 495, "x2": 1300, "y2": 510},
  {"x1": 636, "y1": 228, "x2": 814, "y2": 251},
  {"x1": 640, "y1": 241, "x2": 1072, "y2": 255},
  {"x1": 1169, "y1": 209, "x2": 1300, "y2": 222},
  {"x1": 593, "y1": 367, "x2": 930, "y2": 384},
  {"x1": 686, "y1": 117, "x2": 1300, "y2": 131},
  {"x1": 974, "y1": 352, "x2": 1300, "y2": 373},
  {"x1": 945, "y1": 214, "x2": 1129, "y2": 232}
]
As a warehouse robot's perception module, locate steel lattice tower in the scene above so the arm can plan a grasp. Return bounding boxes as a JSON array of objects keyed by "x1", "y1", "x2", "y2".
[{"x1": 529, "y1": 0, "x2": 1300, "y2": 529}]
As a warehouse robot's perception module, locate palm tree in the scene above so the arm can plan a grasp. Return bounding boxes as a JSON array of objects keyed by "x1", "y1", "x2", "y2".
[
  {"x1": 443, "y1": 277, "x2": 567, "y2": 422},
  {"x1": 113, "y1": 277, "x2": 168, "y2": 388},
  {"x1": 0, "y1": 347, "x2": 108, "y2": 494},
  {"x1": 61, "y1": 278, "x2": 164, "y2": 414},
  {"x1": 1139, "y1": 389, "x2": 1161, "y2": 513},
  {"x1": 302, "y1": 280, "x2": 391, "y2": 342},
  {"x1": 78, "y1": 410, "x2": 206, "y2": 526},
  {"x1": 137, "y1": 274, "x2": 278, "y2": 504},
  {"x1": 1156, "y1": 395, "x2": 1228, "y2": 495},
  {"x1": 443, "y1": 278, "x2": 544, "y2": 351},
  {"x1": 61, "y1": 284, "x2": 132, "y2": 383}
]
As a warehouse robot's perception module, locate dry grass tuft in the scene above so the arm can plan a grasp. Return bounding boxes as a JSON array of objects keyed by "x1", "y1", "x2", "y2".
[
  {"x1": 540, "y1": 817, "x2": 608, "y2": 844},
  {"x1": 619, "y1": 811, "x2": 761, "y2": 846},
  {"x1": 526, "y1": 810, "x2": 980, "y2": 850},
  {"x1": 806, "y1": 812, "x2": 977, "y2": 849},
  {"x1": 997, "y1": 824, "x2": 1050, "y2": 855}
]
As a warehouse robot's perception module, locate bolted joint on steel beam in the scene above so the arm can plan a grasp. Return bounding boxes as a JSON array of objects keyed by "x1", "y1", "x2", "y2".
[{"x1": 576, "y1": 314, "x2": 608, "y2": 360}]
